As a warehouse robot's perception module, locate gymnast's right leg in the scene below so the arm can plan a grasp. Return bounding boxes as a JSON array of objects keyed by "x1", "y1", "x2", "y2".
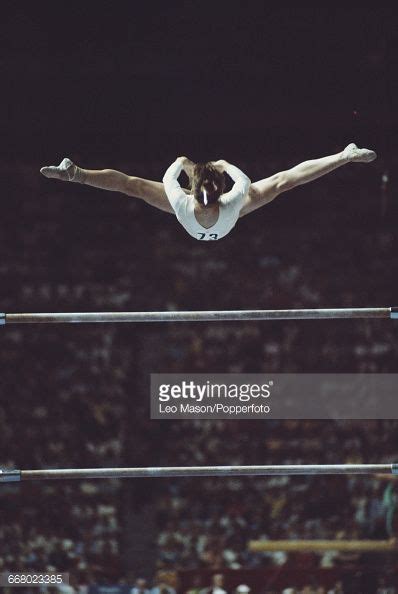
[{"x1": 40, "y1": 158, "x2": 175, "y2": 213}]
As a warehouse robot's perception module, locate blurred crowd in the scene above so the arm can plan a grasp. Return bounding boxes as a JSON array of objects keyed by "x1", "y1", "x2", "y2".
[
  {"x1": 155, "y1": 420, "x2": 397, "y2": 571},
  {"x1": 0, "y1": 157, "x2": 397, "y2": 592}
]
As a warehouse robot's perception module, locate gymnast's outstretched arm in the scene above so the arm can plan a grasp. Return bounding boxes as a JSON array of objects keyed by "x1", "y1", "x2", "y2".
[
  {"x1": 239, "y1": 143, "x2": 377, "y2": 217},
  {"x1": 40, "y1": 157, "x2": 193, "y2": 214}
]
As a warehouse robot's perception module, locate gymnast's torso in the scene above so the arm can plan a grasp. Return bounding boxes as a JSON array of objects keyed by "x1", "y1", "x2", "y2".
[
  {"x1": 171, "y1": 192, "x2": 245, "y2": 241},
  {"x1": 163, "y1": 159, "x2": 250, "y2": 241}
]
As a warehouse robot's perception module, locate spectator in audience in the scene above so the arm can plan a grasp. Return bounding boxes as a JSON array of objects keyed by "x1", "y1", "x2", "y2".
[
  {"x1": 131, "y1": 578, "x2": 151, "y2": 594},
  {"x1": 199, "y1": 574, "x2": 227, "y2": 594}
]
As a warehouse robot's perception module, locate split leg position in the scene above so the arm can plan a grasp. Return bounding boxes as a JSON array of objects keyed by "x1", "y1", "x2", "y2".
[
  {"x1": 40, "y1": 144, "x2": 376, "y2": 216},
  {"x1": 41, "y1": 158, "x2": 176, "y2": 213},
  {"x1": 239, "y1": 143, "x2": 376, "y2": 216}
]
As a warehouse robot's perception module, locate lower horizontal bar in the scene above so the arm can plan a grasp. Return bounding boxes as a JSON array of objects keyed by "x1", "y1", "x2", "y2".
[
  {"x1": 248, "y1": 539, "x2": 397, "y2": 552},
  {"x1": 0, "y1": 463, "x2": 394, "y2": 482},
  {"x1": 0, "y1": 470, "x2": 21, "y2": 483},
  {"x1": 1, "y1": 307, "x2": 394, "y2": 324}
]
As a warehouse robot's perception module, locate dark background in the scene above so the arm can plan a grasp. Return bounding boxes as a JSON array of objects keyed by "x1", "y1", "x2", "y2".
[
  {"x1": 0, "y1": 3, "x2": 398, "y2": 593},
  {"x1": 2, "y1": 2, "x2": 398, "y2": 159}
]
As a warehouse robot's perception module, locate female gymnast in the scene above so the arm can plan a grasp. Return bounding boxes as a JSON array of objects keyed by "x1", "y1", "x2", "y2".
[{"x1": 40, "y1": 143, "x2": 376, "y2": 241}]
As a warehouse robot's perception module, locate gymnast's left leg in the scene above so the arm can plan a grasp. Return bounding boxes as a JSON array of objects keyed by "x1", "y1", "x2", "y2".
[
  {"x1": 40, "y1": 157, "x2": 177, "y2": 213},
  {"x1": 239, "y1": 143, "x2": 377, "y2": 217}
]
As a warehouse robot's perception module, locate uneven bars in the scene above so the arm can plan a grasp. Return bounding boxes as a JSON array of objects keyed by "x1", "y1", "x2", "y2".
[
  {"x1": 1, "y1": 463, "x2": 397, "y2": 483},
  {"x1": 0, "y1": 307, "x2": 397, "y2": 325},
  {"x1": 248, "y1": 539, "x2": 397, "y2": 552}
]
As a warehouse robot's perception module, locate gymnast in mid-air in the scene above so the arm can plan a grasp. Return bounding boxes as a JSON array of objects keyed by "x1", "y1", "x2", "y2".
[{"x1": 40, "y1": 143, "x2": 376, "y2": 241}]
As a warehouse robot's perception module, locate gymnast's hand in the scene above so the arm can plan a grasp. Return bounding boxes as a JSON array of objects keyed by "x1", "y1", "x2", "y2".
[
  {"x1": 177, "y1": 156, "x2": 195, "y2": 179},
  {"x1": 211, "y1": 160, "x2": 227, "y2": 173}
]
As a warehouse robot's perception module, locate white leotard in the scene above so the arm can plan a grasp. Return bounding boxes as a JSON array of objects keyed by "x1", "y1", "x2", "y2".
[{"x1": 163, "y1": 160, "x2": 251, "y2": 241}]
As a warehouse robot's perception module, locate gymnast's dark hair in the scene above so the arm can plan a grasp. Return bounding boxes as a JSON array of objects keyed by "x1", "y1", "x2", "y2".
[{"x1": 192, "y1": 163, "x2": 225, "y2": 206}]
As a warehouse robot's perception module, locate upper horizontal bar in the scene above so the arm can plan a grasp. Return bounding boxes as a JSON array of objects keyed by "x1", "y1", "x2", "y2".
[
  {"x1": 0, "y1": 463, "x2": 393, "y2": 482},
  {"x1": 1, "y1": 307, "x2": 394, "y2": 325}
]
